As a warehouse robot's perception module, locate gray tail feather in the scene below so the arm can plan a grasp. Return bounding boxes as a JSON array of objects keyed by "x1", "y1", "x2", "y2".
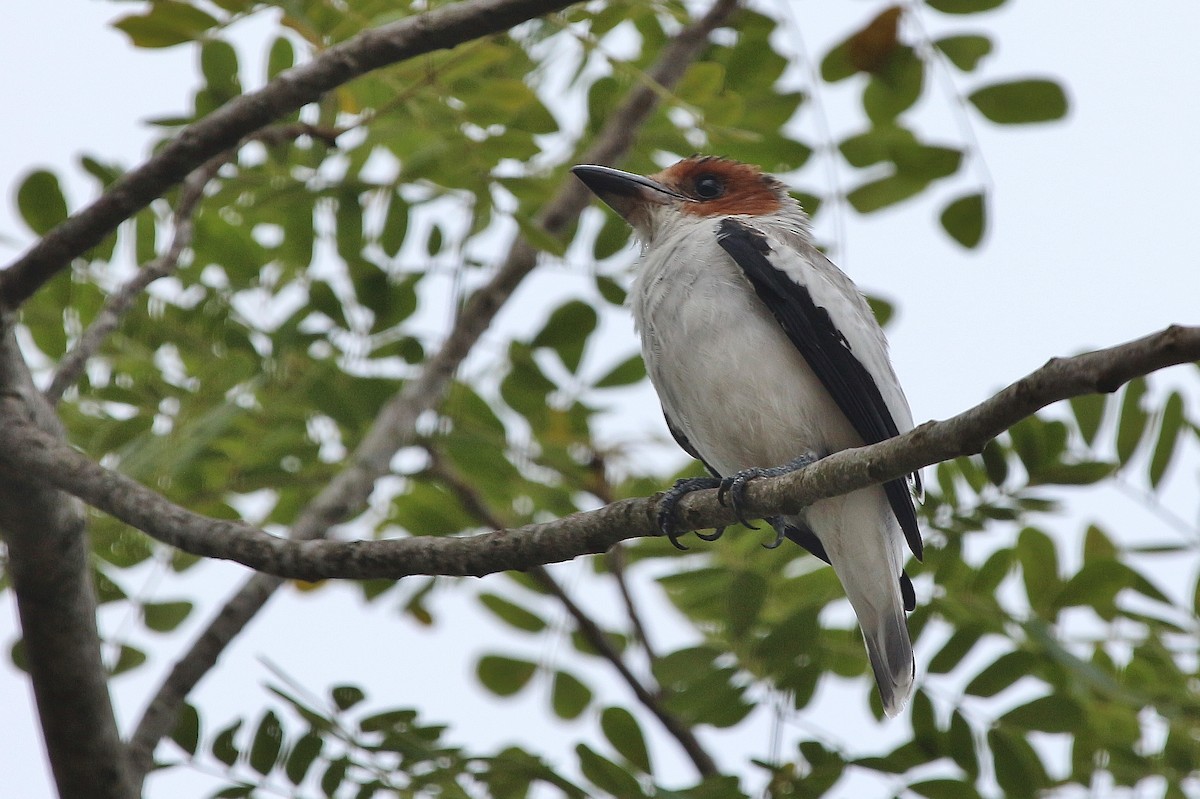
[{"x1": 861, "y1": 608, "x2": 914, "y2": 717}]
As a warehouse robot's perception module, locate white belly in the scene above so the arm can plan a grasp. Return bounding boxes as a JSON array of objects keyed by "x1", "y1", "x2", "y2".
[{"x1": 632, "y1": 235, "x2": 861, "y2": 477}]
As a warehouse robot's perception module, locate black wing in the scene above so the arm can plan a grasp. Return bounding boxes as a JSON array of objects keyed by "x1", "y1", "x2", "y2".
[{"x1": 717, "y1": 218, "x2": 922, "y2": 561}]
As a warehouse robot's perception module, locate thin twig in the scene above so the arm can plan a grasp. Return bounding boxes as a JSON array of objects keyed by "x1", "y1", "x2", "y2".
[
  {"x1": 45, "y1": 154, "x2": 226, "y2": 404},
  {"x1": 46, "y1": 121, "x2": 344, "y2": 405},
  {"x1": 426, "y1": 449, "x2": 718, "y2": 777},
  {"x1": 605, "y1": 546, "x2": 658, "y2": 662},
  {"x1": 588, "y1": 455, "x2": 659, "y2": 661}
]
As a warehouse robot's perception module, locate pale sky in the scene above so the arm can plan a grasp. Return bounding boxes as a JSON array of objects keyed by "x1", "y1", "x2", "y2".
[{"x1": 2, "y1": 2, "x2": 1199, "y2": 797}]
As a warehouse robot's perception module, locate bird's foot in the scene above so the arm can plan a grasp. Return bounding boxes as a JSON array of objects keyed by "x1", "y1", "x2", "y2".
[
  {"x1": 716, "y1": 454, "x2": 820, "y2": 537},
  {"x1": 657, "y1": 476, "x2": 725, "y2": 550}
]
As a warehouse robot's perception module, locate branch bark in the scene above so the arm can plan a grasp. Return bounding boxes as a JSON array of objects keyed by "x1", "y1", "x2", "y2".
[
  {"x1": 1, "y1": 325, "x2": 1194, "y2": 585},
  {"x1": 0, "y1": 0, "x2": 579, "y2": 310},
  {"x1": 119, "y1": 0, "x2": 742, "y2": 779},
  {"x1": 0, "y1": 317, "x2": 136, "y2": 799}
]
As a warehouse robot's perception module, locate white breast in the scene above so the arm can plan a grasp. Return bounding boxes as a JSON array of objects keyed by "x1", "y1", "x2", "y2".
[{"x1": 630, "y1": 214, "x2": 889, "y2": 476}]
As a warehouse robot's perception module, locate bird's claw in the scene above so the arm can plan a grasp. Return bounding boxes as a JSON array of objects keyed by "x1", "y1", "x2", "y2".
[
  {"x1": 657, "y1": 476, "x2": 723, "y2": 550},
  {"x1": 657, "y1": 454, "x2": 818, "y2": 549},
  {"x1": 716, "y1": 454, "x2": 820, "y2": 542}
]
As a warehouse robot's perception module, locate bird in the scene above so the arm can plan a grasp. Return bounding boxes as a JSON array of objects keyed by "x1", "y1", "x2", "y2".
[{"x1": 571, "y1": 156, "x2": 923, "y2": 716}]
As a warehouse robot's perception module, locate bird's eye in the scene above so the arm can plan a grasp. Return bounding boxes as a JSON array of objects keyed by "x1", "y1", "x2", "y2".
[{"x1": 694, "y1": 174, "x2": 725, "y2": 200}]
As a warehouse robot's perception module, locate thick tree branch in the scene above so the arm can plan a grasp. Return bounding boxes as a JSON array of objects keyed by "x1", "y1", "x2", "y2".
[
  {"x1": 119, "y1": 0, "x2": 742, "y2": 778},
  {"x1": 0, "y1": 318, "x2": 136, "y2": 799},
  {"x1": 0, "y1": 0, "x2": 579, "y2": 310},
  {"x1": 0, "y1": 325, "x2": 1194, "y2": 584}
]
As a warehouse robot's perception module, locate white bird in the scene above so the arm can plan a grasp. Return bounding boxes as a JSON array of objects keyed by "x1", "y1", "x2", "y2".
[{"x1": 572, "y1": 156, "x2": 922, "y2": 716}]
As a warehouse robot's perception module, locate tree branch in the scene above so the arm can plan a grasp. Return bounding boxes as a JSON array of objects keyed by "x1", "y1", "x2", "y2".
[
  {"x1": 126, "y1": 573, "x2": 284, "y2": 779},
  {"x1": 118, "y1": 0, "x2": 742, "y2": 778},
  {"x1": 426, "y1": 449, "x2": 718, "y2": 777},
  {"x1": 0, "y1": 317, "x2": 136, "y2": 799},
  {"x1": 0, "y1": 0, "x2": 579, "y2": 310},
  {"x1": 0, "y1": 325, "x2": 1193, "y2": 584}
]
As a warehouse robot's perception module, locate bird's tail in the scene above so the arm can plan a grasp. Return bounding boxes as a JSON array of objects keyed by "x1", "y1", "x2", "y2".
[{"x1": 796, "y1": 489, "x2": 915, "y2": 717}]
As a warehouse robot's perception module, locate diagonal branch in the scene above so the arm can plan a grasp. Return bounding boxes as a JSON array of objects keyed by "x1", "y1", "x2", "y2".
[
  {"x1": 0, "y1": 0, "x2": 580, "y2": 310},
  {"x1": 44, "y1": 153, "x2": 227, "y2": 405},
  {"x1": 426, "y1": 449, "x2": 718, "y2": 777},
  {"x1": 45, "y1": 124, "x2": 343, "y2": 406},
  {"x1": 0, "y1": 325, "x2": 1195, "y2": 584},
  {"x1": 120, "y1": 0, "x2": 742, "y2": 779}
]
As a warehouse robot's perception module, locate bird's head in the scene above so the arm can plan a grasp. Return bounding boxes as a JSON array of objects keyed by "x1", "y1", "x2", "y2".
[{"x1": 572, "y1": 156, "x2": 803, "y2": 242}]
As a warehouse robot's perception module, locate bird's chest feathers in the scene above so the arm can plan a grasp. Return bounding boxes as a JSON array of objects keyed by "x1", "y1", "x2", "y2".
[{"x1": 629, "y1": 227, "x2": 842, "y2": 470}]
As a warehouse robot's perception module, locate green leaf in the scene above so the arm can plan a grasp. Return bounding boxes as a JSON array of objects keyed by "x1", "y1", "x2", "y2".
[
  {"x1": 940, "y1": 193, "x2": 986, "y2": 248},
  {"x1": 820, "y1": 40, "x2": 856, "y2": 83},
  {"x1": 910, "y1": 779, "x2": 982, "y2": 799},
  {"x1": 1017, "y1": 527, "x2": 1059, "y2": 613},
  {"x1": 1149, "y1": 391, "x2": 1184, "y2": 486},
  {"x1": 1001, "y1": 694, "x2": 1083, "y2": 734},
  {"x1": 170, "y1": 703, "x2": 201, "y2": 756},
  {"x1": 479, "y1": 593, "x2": 547, "y2": 633},
  {"x1": 727, "y1": 571, "x2": 766, "y2": 641},
  {"x1": 968, "y1": 79, "x2": 1068, "y2": 124},
  {"x1": 331, "y1": 685, "x2": 365, "y2": 711},
  {"x1": 212, "y1": 719, "x2": 242, "y2": 766},
  {"x1": 551, "y1": 670, "x2": 592, "y2": 720},
  {"x1": 321, "y1": 757, "x2": 348, "y2": 796},
  {"x1": 910, "y1": 689, "x2": 936, "y2": 745},
  {"x1": 960, "y1": 647, "x2": 1036, "y2": 695},
  {"x1": 595, "y1": 354, "x2": 645, "y2": 388},
  {"x1": 201, "y1": 40, "x2": 240, "y2": 102},
  {"x1": 595, "y1": 275, "x2": 627, "y2": 306},
  {"x1": 112, "y1": 1, "x2": 220, "y2": 48},
  {"x1": 576, "y1": 744, "x2": 645, "y2": 799},
  {"x1": 143, "y1": 600, "x2": 193, "y2": 633},
  {"x1": 1069, "y1": 392, "x2": 1106, "y2": 445},
  {"x1": 1116, "y1": 377, "x2": 1149, "y2": 463},
  {"x1": 516, "y1": 216, "x2": 567, "y2": 258},
  {"x1": 847, "y1": 174, "x2": 928, "y2": 214},
  {"x1": 1083, "y1": 524, "x2": 1117, "y2": 561},
  {"x1": 866, "y1": 295, "x2": 894, "y2": 327},
  {"x1": 593, "y1": 210, "x2": 634, "y2": 260},
  {"x1": 927, "y1": 0, "x2": 1006, "y2": 13},
  {"x1": 934, "y1": 35, "x2": 993, "y2": 71},
  {"x1": 249, "y1": 710, "x2": 283, "y2": 775},
  {"x1": 892, "y1": 143, "x2": 962, "y2": 180},
  {"x1": 477, "y1": 654, "x2": 537, "y2": 697},
  {"x1": 532, "y1": 300, "x2": 598, "y2": 374},
  {"x1": 110, "y1": 644, "x2": 147, "y2": 676},
  {"x1": 927, "y1": 626, "x2": 984, "y2": 674},
  {"x1": 945, "y1": 710, "x2": 978, "y2": 779},
  {"x1": 980, "y1": 438, "x2": 1008, "y2": 485},
  {"x1": 285, "y1": 732, "x2": 322, "y2": 785},
  {"x1": 600, "y1": 707, "x2": 651, "y2": 773},
  {"x1": 988, "y1": 728, "x2": 1048, "y2": 797},
  {"x1": 267, "y1": 36, "x2": 294, "y2": 80},
  {"x1": 863, "y1": 47, "x2": 924, "y2": 123},
  {"x1": 1027, "y1": 460, "x2": 1116, "y2": 486},
  {"x1": 17, "y1": 169, "x2": 69, "y2": 235}
]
